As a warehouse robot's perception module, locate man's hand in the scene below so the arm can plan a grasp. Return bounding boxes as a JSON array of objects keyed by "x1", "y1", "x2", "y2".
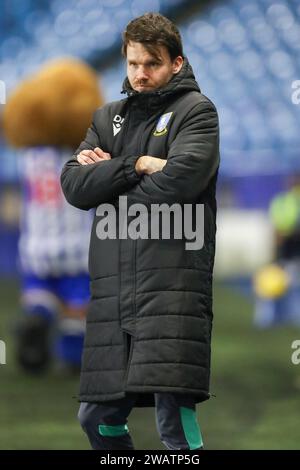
[
  {"x1": 77, "y1": 147, "x2": 111, "y2": 165},
  {"x1": 135, "y1": 156, "x2": 167, "y2": 175}
]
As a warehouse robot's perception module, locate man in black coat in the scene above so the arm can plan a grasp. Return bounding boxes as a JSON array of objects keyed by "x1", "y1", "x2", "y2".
[{"x1": 61, "y1": 12, "x2": 219, "y2": 450}]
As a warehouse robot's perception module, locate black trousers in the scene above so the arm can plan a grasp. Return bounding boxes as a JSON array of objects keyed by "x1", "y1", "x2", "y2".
[{"x1": 78, "y1": 392, "x2": 203, "y2": 450}]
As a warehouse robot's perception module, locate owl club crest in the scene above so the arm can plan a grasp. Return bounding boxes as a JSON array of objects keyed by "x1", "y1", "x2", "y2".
[{"x1": 153, "y1": 112, "x2": 173, "y2": 136}]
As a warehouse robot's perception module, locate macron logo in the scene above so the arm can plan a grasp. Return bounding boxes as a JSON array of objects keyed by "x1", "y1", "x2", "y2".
[{"x1": 113, "y1": 114, "x2": 124, "y2": 136}]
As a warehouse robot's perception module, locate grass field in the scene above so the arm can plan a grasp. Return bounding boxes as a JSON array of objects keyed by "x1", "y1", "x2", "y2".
[{"x1": 0, "y1": 278, "x2": 300, "y2": 450}]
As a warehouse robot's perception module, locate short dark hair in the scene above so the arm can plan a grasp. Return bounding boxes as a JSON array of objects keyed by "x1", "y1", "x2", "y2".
[{"x1": 122, "y1": 12, "x2": 183, "y2": 62}]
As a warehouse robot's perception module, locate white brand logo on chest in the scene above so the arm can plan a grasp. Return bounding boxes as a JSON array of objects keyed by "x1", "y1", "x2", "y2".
[{"x1": 113, "y1": 114, "x2": 125, "y2": 136}]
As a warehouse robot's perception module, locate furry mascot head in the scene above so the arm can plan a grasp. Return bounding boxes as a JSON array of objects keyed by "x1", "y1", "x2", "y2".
[
  {"x1": 3, "y1": 57, "x2": 103, "y2": 148},
  {"x1": 2, "y1": 58, "x2": 104, "y2": 373}
]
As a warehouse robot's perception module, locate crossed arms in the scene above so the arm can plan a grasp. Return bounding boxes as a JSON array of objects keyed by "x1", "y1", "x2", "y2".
[
  {"x1": 60, "y1": 101, "x2": 219, "y2": 210},
  {"x1": 77, "y1": 147, "x2": 166, "y2": 176}
]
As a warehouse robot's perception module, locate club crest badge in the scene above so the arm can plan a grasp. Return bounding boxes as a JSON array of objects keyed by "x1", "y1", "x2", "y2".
[
  {"x1": 113, "y1": 114, "x2": 124, "y2": 136},
  {"x1": 153, "y1": 112, "x2": 173, "y2": 136}
]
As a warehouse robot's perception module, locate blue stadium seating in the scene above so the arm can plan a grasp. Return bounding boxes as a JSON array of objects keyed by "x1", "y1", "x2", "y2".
[
  {"x1": 0, "y1": 0, "x2": 300, "y2": 180},
  {"x1": 101, "y1": 0, "x2": 300, "y2": 176}
]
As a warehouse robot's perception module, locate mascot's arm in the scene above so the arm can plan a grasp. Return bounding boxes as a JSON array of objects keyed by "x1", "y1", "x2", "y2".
[{"x1": 60, "y1": 120, "x2": 141, "y2": 210}]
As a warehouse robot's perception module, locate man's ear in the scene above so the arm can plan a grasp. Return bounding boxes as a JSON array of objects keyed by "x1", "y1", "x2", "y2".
[{"x1": 172, "y1": 56, "x2": 184, "y2": 74}]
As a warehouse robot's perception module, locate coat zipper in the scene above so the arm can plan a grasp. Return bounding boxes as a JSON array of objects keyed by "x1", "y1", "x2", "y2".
[
  {"x1": 123, "y1": 333, "x2": 134, "y2": 386},
  {"x1": 131, "y1": 116, "x2": 149, "y2": 326},
  {"x1": 133, "y1": 237, "x2": 137, "y2": 327}
]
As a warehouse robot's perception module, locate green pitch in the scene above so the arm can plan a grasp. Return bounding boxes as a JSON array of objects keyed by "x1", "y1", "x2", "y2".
[{"x1": 0, "y1": 278, "x2": 299, "y2": 449}]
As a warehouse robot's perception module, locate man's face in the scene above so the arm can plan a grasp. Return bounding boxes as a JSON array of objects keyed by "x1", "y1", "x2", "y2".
[{"x1": 126, "y1": 41, "x2": 183, "y2": 93}]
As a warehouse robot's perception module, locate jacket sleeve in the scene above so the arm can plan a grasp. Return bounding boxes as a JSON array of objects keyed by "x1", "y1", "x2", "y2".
[
  {"x1": 60, "y1": 115, "x2": 141, "y2": 210},
  {"x1": 124, "y1": 101, "x2": 219, "y2": 206}
]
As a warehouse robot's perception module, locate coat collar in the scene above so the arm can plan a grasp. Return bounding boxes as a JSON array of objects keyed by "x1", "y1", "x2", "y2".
[{"x1": 120, "y1": 56, "x2": 200, "y2": 109}]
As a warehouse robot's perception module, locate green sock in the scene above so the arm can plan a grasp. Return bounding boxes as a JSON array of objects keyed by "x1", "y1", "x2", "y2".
[{"x1": 180, "y1": 407, "x2": 203, "y2": 450}]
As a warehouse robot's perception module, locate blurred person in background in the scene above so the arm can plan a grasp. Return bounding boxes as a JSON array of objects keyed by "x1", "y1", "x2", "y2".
[
  {"x1": 254, "y1": 175, "x2": 300, "y2": 327},
  {"x1": 2, "y1": 59, "x2": 103, "y2": 374},
  {"x1": 270, "y1": 175, "x2": 300, "y2": 263},
  {"x1": 61, "y1": 12, "x2": 219, "y2": 450}
]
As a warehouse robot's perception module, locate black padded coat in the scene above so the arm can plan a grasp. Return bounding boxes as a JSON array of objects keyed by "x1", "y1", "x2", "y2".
[{"x1": 61, "y1": 58, "x2": 220, "y2": 407}]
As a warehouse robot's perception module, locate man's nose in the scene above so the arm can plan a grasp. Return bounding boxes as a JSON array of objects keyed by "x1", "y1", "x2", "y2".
[{"x1": 136, "y1": 67, "x2": 148, "y2": 80}]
